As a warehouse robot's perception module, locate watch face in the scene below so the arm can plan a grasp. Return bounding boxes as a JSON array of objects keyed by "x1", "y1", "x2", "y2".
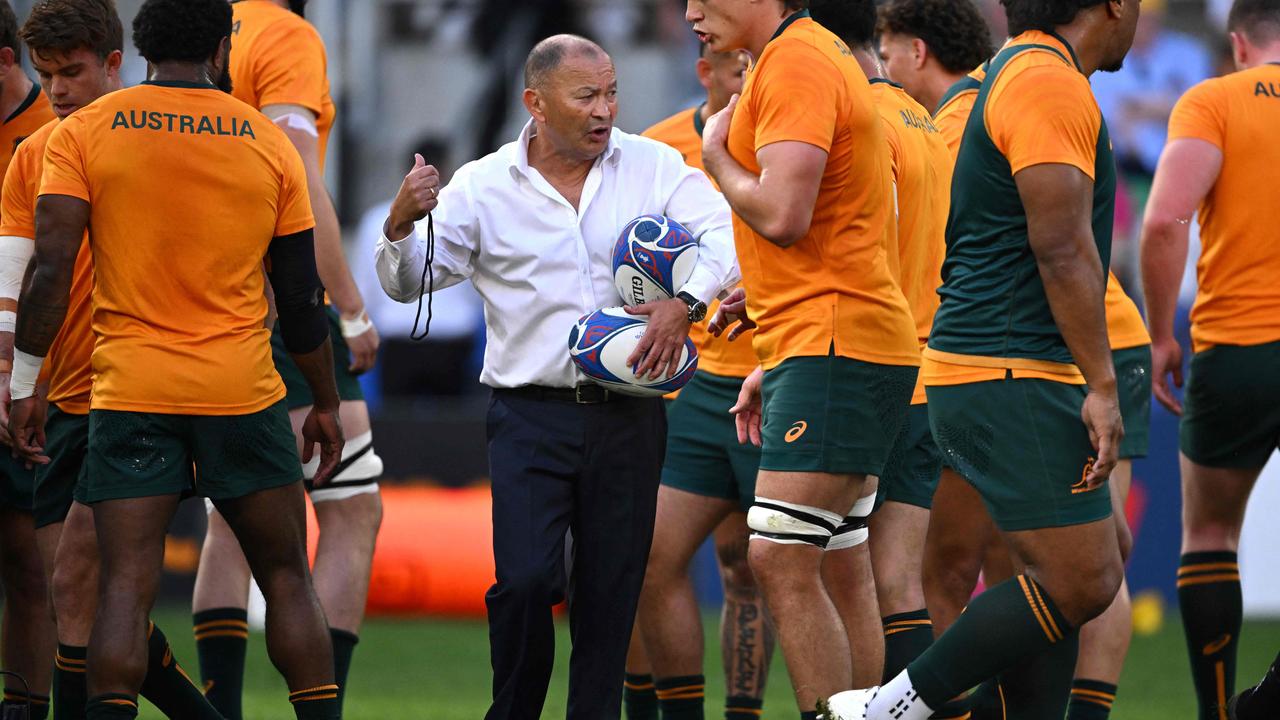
[{"x1": 691, "y1": 303, "x2": 708, "y2": 322}]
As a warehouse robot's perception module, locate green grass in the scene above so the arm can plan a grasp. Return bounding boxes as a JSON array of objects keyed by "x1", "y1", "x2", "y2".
[{"x1": 139, "y1": 606, "x2": 1280, "y2": 719}]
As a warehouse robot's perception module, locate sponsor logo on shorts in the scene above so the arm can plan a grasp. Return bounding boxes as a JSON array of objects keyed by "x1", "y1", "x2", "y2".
[
  {"x1": 1070, "y1": 457, "x2": 1098, "y2": 494},
  {"x1": 1202, "y1": 634, "x2": 1232, "y2": 655},
  {"x1": 785, "y1": 421, "x2": 808, "y2": 443}
]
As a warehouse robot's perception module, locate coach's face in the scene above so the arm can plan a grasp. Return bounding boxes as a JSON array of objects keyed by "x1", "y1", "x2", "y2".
[
  {"x1": 526, "y1": 52, "x2": 618, "y2": 163},
  {"x1": 686, "y1": 0, "x2": 751, "y2": 54}
]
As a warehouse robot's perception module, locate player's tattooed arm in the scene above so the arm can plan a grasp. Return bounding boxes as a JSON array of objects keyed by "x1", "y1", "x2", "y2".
[{"x1": 15, "y1": 194, "x2": 86, "y2": 356}]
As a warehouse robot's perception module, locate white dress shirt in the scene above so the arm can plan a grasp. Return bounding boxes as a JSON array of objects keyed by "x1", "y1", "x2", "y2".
[{"x1": 376, "y1": 120, "x2": 739, "y2": 389}]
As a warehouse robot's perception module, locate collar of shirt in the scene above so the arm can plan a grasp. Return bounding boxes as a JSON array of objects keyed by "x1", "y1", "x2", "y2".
[{"x1": 508, "y1": 119, "x2": 624, "y2": 184}]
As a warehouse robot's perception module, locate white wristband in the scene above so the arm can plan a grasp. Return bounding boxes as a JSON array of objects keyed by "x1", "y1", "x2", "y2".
[
  {"x1": 340, "y1": 310, "x2": 374, "y2": 338},
  {"x1": 0, "y1": 310, "x2": 15, "y2": 334},
  {"x1": 10, "y1": 349, "x2": 43, "y2": 400}
]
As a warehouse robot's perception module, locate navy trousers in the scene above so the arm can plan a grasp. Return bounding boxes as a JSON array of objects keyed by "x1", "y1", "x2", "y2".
[{"x1": 483, "y1": 390, "x2": 666, "y2": 720}]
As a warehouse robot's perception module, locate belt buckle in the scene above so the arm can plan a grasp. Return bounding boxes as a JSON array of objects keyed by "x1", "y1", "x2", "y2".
[{"x1": 575, "y1": 384, "x2": 608, "y2": 404}]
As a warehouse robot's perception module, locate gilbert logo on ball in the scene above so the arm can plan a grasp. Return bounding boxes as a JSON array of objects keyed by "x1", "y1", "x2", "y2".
[
  {"x1": 568, "y1": 307, "x2": 699, "y2": 397},
  {"x1": 612, "y1": 214, "x2": 700, "y2": 306}
]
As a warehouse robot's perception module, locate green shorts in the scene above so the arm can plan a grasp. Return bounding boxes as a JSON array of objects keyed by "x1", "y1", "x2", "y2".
[
  {"x1": 760, "y1": 354, "x2": 916, "y2": 476},
  {"x1": 271, "y1": 306, "x2": 365, "y2": 410},
  {"x1": 878, "y1": 403, "x2": 943, "y2": 510},
  {"x1": 1181, "y1": 339, "x2": 1280, "y2": 469},
  {"x1": 1114, "y1": 345, "x2": 1152, "y2": 460},
  {"x1": 33, "y1": 406, "x2": 88, "y2": 528},
  {"x1": 661, "y1": 371, "x2": 761, "y2": 511},
  {"x1": 0, "y1": 446, "x2": 35, "y2": 512},
  {"x1": 926, "y1": 378, "x2": 1112, "y2": 532},
  {"x1": 84, "y1": 401, "x2": 301, "y2": 503}
]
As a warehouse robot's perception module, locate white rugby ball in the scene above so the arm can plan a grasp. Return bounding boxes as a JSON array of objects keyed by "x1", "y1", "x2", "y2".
[
  {"x1": 568, "y1": 307, "x2": 699, "y2": 397},
  {"x1": 612, "y1": 214, "x2": 700, "y2": 306}
]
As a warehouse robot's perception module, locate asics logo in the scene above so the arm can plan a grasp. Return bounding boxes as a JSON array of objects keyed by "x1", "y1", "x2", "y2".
[
  {"x1": 785, "y1": 421, "x2": 808, "y2": 443},
  {"x1": 1202, "y1": 634, "x2": 1232, "y2": 655}
]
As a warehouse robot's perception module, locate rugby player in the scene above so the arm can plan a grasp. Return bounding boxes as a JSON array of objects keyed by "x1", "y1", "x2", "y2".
[
  {"x1": 630, "y1": 44, "x2": 775, "y2": 720},
  {"x1": 193, "y1": 1, "x2": 383, "y2": 717},
  {"x1": 879, "y1": 4, "x2": 1152, "y2": 718},
  {"x1": 1140, "y1": 1, "x2": 1280, "y2": 717},
  {"x1": 690, "y1": 0, "x2": 921, "y2": 714},
  {"x1": 2, "y1": 2, "x2": 224, "y2": 718},
  {"x1": 828, "y1": 0, "x2": 1140, "y2": 717},
  {"x1": 0, "y1": 1, "x2": 57, "y2": 714},
  {"x1": 8, "y1": 0, "x2": 344, "y2": 717},
  {"x1": 808, "y1": 0, "x2": 953, "y2": 691}
]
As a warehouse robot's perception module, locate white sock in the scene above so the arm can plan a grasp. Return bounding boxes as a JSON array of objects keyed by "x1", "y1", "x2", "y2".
[{"x1": 868, "y1": 669, "x2": 934, "y2": 720}]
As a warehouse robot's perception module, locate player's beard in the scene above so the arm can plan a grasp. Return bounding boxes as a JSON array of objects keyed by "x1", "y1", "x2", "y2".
[
  {"x1": 288, "y1": 0, "x2": 307, "y2": 16},
  {"x1": 216, "y1": 62, "x2": 233, "y2": 93}
]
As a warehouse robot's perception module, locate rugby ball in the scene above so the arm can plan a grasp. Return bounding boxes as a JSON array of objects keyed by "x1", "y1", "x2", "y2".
[
  {"x1": 568, "y1": 307, "x2": 699, "y2": 397},
  {"x1": 612, "y1": 214, "x2": 700, "y2": 306}
]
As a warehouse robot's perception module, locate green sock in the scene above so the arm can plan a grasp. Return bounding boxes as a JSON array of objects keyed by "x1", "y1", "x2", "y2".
[
  {"x1": 882, "y1": 609, "x2": 934, "y2": 683},
  {"x1": 329, "y1": 629, "x2": 358, "y2": 711},
  {"x1": 53, "y1": 644, "x2": 88, "y2": 720},
  {"x1": 966, "y1": 678, "x2": 1004, "y2": 720},
  {"x1": 905, "y1": 575, "x2": 1075, "y2": 709},
  {"x1": 288, "y1": 685, "x2": 340, "y2": 720},
  {"x1": 84, "y1": 695, "x2": 137, "y2": 720},
  {"x1": 1178, "y1": 551, "x2": 1241, "y2": 720},
  {"x1": 624, "y1": 673, "x2": 658, "y2": 720},
  {"x1": 141, "y1": 623, "x2": 222, "y2": 719},
  {"x1": 3, "y1": 690, "x2": 51, "y2": 720},
  {"x1": 1067, "y1": 679, "x2": 1117, "y2": 719},
  {"x1": 999, "y1": 628, "x2": 1079, "y2": 719},
  {"x1": 193, "y1": 607, "x2": 248, "y2": 720},
  {"x1": 724, "y1": 695, "x2": 762, "y2": 719},
  {"x1": 655, "y1": 675, "x2": 704, "y2": 720}
]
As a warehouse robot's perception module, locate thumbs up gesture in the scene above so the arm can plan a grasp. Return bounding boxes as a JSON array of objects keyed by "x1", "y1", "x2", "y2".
[{"x1": 386, "y1": 153, "x2": 442, "y2": 242}]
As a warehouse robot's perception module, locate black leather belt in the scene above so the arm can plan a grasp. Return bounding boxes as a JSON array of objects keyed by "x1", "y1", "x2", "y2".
[{"x1": 498, "y1": 384, "x2": 614, "y2": 404}]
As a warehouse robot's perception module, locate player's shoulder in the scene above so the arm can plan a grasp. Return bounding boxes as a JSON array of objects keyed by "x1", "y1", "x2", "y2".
[
  {"x1": 757, "y1": 22, "x2": 846, "y2": 78},
  {"x1": 641, "y1": 106, "x2": 697, "y2": 142},
  {"x1": 236, "y1": 0, "x2": 324, "y2": 48},
  {"x1": 18, "y1": 117, "x2": 59, "y2": 154}
]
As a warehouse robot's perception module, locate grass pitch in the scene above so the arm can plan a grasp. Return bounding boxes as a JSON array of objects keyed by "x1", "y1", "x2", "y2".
[{"x1": 140, "y1": 606, "x2": 1280, "y2": 719}]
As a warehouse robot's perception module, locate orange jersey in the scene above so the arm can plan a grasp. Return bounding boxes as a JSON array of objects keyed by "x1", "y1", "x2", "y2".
[
  {"x1": 1168, "y1": 63, "x2": 1280, "y2": 352},
  {"x1": 926, "y1": 31, "x2": 1111, "y2": 386},
  {"x1": 933, "y1": 66, "x2": 985, "y2": 161},
  {"x1": 0, "y1": 120, "x2": 93, "y2": 413},
  {"x1": 40, "y1": 81, "x2": 314, "y2": 414},
  {"x1": 931, "y1": 50, "x2": 1147, "y2": 363},
  {"x1": 0, "y1": 84, "x2": 55, "y2": 183},
  {"x1": 727, "y1": 12, "x2": 918, "y2": 370},
  {"x1": 1104, "y1": 272, "x2": 1148, "y2": 350},
  {"x1": 231, "y1": 0, "x2": 336, "y2": 168},
  {"x1": 870, "y1": 79, "x2": 950, "y2": 403},
  {"x1": 643, "y1": 106, "x2": 757, "y2": 378}
]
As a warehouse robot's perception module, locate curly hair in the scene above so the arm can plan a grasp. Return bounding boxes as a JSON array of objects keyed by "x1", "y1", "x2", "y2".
[
  {"x1": 0, "y1": 1, "x2": 18, "y2": 55},
  {"x1": 21, "y1": 0, "x2": 122, "y2": 60},
  {"x1": 1229, "y1": 0, "x2": 1280, "y2": 43},
  {"x1": 878, "y1": 0, "x2": 994, "y2": 74},
  {"x1": 809, "y1": 0, "x2": 878, "y2": 48},
  {"x1": 132, "y1": 0, "x2": 231, "y2": 64},
  {"x1": 1000, "y1": 0, "x2": 1107, "y2": 36}
]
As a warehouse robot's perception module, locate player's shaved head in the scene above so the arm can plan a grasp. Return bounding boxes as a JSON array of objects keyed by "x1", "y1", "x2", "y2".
[
  {"x1": 1230, "y1": 0, "x2": 1280, "y2": 44},
  {"x1": 523, "y1": 34, "x2": 608, "y2": 90},
  {"x1": 22, "y1": 0, "x2": 123, "y2": 61},
  {"x1": 0, "y1": 0, "x2": 19, "y2": 56}
]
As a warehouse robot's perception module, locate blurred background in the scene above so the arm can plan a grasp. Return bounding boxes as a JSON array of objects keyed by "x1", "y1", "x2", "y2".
[{"x1": 8, "y1": 0, "x2": 1276, "y2": 715}]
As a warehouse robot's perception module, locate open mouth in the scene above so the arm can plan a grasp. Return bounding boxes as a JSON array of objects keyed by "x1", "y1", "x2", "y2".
[{"x1": 588, "y1": 127, "x2": 610, "y2": 141}]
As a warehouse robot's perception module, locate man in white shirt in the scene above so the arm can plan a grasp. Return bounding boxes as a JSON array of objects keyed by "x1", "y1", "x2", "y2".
[{"x1": 375, "y1": 35, "x2": 737, "y2": 719}]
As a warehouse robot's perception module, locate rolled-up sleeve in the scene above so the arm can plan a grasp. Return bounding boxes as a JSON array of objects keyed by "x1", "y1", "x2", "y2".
[
  {"x1": 375, "y1": 172, "x2": 479, "y2": 303},
  {"x1": 657, "y1": 152, "x2": 740, "y2": 303}
]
